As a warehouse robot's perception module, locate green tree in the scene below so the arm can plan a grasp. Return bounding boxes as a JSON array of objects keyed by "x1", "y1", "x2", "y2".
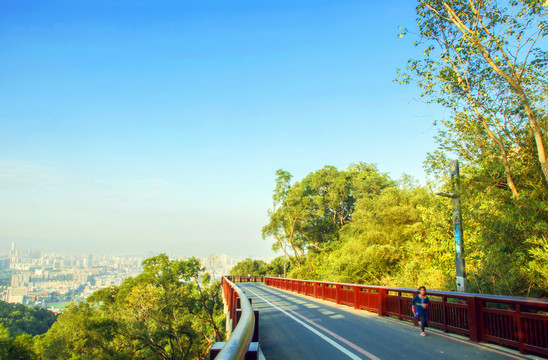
[
  {"x1": 229, "y1": 258, "x2": 268, "y2": 276},
  {"x1": 229, "y1": 257, "x2": 292, "y2": 277},
  {"x1": 399, "y1": 0, "x2": 548, "y2": 196},
  {"x1": 317, "y1": 181, "x2": 454, "y2": 289},
  {"x1": 266, "y1": 256, "x2": 292, "y2": 277},
  {"x1": 397, "y1": 0, "x2": 548, "y2": 297},
  {"x1": 0, "y1": 301, "x2": 57, "y2": 337},
  {"x1": 0, "y1": 323, "x2": 36, "y2": 360},
  {"x1": 262, "y1": 164, "x2": 392, "y2": 268},
  {"x1": 262, "y1": 169, "x2": 309, "y2": 266},
  {"x1": 262, "y1": 162, "x2": 547, "y2": 297},
  {"x1": 36, "y1": 254, "x2": 226, "y2": 360}
]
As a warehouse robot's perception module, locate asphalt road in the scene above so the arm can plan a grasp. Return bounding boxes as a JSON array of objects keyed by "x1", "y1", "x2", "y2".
[{"x1": 238, "y1": 283, "x2": 537, "y2": 360}]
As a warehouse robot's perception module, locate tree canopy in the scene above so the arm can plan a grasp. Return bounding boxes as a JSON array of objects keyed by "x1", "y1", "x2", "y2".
[
  {"x1": 0, "y1": 302, "x2": 57, "y2": 337},
  {"x1": 262, "y1": 163, "x2": 393, "y2": 268},
  {"x1": 230, "y1": 256, "x2": 292, "y2": 277},
  {"x1": 262, "y1": 162, "x2": 547, "y2": 297},
  {"x1": 0, "y1": 255, "x2": 226, "y2": 360},
  {"x1": 398, "y1": 0, "x2": 548, "y2": 198}
]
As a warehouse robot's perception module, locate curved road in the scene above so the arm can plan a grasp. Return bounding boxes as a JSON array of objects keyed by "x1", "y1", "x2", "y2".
[{"x1": 238, "y1": 283, "x2": 536, "y2": 360}]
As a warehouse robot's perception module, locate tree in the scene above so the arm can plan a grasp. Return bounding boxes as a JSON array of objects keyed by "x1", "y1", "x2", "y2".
[
  {"x1": 229, "y1": 258, "x2": 268, "y2": 276},
  {"x1": 0, "y1": 323, "x2": 36, "y2": 360},
  {"x1": 396, "y1": 0, "x2": 548, "y2": 297},
  {"x1": 261, "y1": 163, "x2": 547, "y2": 297},
  {"x1": 262, "y1": 170, "x2": 308, "y2": 266},
  {"x1": 399, "y1": 0, "x2": 548, "y2": 197},
  {"x1": 0, "y1": 301, "x2": 57, "y2": 337},
  {"x1": 319, "y1": 182, "x2": 455, "y2": 289},
  {"x1": 266, "y1": 256, "x2": 292, "y2": 277},
  {"x1": 36, "y1": 254, "x2": 226, "y2": 360},
  {"x1": 262, "y1": 164, "x2": 393, "y2": 268},
  {"x1": 229, "y1": 257, "x2": 291, "y2": 277}
]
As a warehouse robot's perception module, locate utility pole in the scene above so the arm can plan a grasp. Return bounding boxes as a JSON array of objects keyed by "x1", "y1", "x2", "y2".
[
  {"x1": 436, "y1": 160, "x2": 467, "y2": 292},
  {"x1": 283, "y1": 254, "x2": 287, "y2": 278}
]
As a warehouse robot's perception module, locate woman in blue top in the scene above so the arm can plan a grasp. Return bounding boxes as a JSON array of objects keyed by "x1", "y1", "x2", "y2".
[{"x1": 412, "y1": 286, "x2": 430, "y2": 336}]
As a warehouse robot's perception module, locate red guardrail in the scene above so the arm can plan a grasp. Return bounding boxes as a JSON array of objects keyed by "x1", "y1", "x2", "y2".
[
  {"x1": 264, "y1": 276, "x2": 548, "y2": 357},
  {"x1": 226, "y1": 275, "x2": 264, "y2": 283}
]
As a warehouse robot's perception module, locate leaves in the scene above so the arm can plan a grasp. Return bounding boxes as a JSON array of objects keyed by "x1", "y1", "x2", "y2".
[
  {"x1": 262, "y1": 163, "x2": 393, "y2": 268},
  {"x1": 34, "y1": 255, "x2": 225, "y2": 360},
  {"x1": 400, "y1": 0, "x2": 548, "y2": 190}
]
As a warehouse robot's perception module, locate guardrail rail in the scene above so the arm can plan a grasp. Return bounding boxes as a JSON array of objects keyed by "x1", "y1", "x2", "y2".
[{"x1": 210, "y1": 276, "x2": 260, "y2": 360}]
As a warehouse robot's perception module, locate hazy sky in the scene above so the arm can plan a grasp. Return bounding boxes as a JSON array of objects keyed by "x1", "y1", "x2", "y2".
[{"x1": 0, "y1": 1, "x2": 446, "y2": 259}]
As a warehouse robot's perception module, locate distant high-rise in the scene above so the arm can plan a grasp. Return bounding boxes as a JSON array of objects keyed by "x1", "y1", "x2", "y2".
[{"x1": 9, "y1": 241, "x2": 18, "y2": 263}]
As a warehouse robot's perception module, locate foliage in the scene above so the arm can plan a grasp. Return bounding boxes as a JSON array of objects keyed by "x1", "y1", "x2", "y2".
[
  {"x1": 256, "y1": 1, "x2": 548, "y2": 298},
  {"x1": 297, "y1": 182, "x2": 455, "y2": 290},
  {"x1": 0, "y1": 323, "x2": 36, "y2": 360},
  {"x1": 34, "y1": 254, "x2": 225, "y2": 360},
  {"x1": 230, "y1": 256, "x2": 292, "y2": 277},
  {"x1": 229, "y1": 258, "x2": 268, "y2": 276},
  {"x1": 266, "y1": 256, "x2": 293, "y2": 277},
  {"x1": 397, "y1": 0, "x2": 548, "y2": 195},
  {"x1": 262, "y1": 163, "x2": 393, "y2": 268},
  {"x1": 262, "y1": 162, "x2": 547, "y2": 297},
  {"x1": 394, "y1": 0, "x2": 548, "y2": 297},
  {"x1": 0, "y1": 301, "x2": 57, "y2": 337}
]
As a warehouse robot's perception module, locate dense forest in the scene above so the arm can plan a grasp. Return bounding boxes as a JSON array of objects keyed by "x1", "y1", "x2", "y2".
[
  {"x1": 0, "y1": 302, "x2": 57, "y2": 337},
  {"x1": 254, "y1": 0, "x2": 548, "y2": 298},
  {"x1": 0, "y1": 255, "x2": 225, "y2": 360},
  {"x1": 256, "y1": 162, "x2": 547, "y2": 297}
]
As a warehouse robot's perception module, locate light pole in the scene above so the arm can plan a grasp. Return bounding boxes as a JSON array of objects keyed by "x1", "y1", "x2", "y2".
[
  {"x1": 283, "y1": 253, "x2": 287, "y2": 278},
  {"x1": 436, "y1": 160, "x2": 467, "y2": 293}
]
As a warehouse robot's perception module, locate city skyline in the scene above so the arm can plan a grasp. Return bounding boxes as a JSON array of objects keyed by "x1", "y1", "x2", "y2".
[
  {"x1": 1, "y1": 240, "x2": 249, "y2": 308},
  {"x1": 1, "y1": 1, "x2": 443, "y2": 258}
]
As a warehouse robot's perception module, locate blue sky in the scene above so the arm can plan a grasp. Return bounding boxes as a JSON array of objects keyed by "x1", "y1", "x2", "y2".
[{"x1": 0, "y1": 1, "x2": 447, "y2": 258}]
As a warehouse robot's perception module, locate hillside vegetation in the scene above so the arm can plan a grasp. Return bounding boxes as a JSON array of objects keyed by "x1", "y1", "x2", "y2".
[
  {"x1": 1, "y1": 255, "x2": 225, "y2": 360},
  {"x1": 257, "y1": 0, "x2": 548, "y2": 298},
  {"x1": 259, "y1": 162, "x2": 547, "y2": 298}
]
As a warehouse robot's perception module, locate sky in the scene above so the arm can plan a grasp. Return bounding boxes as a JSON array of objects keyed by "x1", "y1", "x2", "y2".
[{"x1": 0, "y1": 1, "x2": 448, "y2": 259}]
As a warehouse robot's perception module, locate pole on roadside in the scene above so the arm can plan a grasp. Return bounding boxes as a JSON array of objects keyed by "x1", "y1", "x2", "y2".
[
  {"x1": 283, "y1": 254, "x2": 287, "y2": 278},
  {"x1": 436, "y1": 160, "x2": 467, "y2": 292},
  {"x1": 450, "y1": 160, "x2": 467, "y2": 292}
]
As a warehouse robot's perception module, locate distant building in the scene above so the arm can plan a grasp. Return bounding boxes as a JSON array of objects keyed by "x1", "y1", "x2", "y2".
[
  {"x1": 6, "y1": 287, "x2": 27, "y2": 304},
  {"x1": 9, "y1": 241, "x2": 18, "y2": 266}
]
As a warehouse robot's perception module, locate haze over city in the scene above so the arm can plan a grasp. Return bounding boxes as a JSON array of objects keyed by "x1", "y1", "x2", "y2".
[{"x1": 1, "y1": 1, "x2": 442, "y2": 258}]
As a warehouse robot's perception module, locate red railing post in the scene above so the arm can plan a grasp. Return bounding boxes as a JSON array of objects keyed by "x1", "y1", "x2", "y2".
[
  {"x1": 467, "y1": 295, "x2": 481, "y2": 342},
  {"x1": 378, "y1": 288, "x2": 387, "y2": 316},
  {"x1": 516, "y1": 304, "x2": 525, "y2": 354},
  {"x1": 336, "y1": 284, "x2": 341, "y2": 305},
  {"x1": 442, "y1": 296, "x2": 448, "y2": 333},
  {"x1": 231, "y1": 291, "x2": 238, "y2": 321},
  {"x1": 397, "y1": 291, "x2": 402, "y2": 320},
  {"x1": 354, "y1": 286, "x2": 360, "y2": 309}
]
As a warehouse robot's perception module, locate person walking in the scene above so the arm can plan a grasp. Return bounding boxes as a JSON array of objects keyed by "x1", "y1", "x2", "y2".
[
  {"x1": 247, "y1": 273, "x2": 251, "y2": 283},
  {"x1": 412, "y1": 286, "x2": 430, "y2": 336}
]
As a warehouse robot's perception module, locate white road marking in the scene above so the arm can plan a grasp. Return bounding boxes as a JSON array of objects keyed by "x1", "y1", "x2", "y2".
[{"x1": 245, "y1": 286, "x2": 374, "y2": 360}]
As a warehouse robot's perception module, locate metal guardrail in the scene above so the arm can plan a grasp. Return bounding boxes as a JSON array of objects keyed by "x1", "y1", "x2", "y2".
[
  {"x1": 211, "y1": 277, "x2": 256, "y2": 360},
  {"x1": 265, "y1": 276, "x2": 548, "y2": 357}
]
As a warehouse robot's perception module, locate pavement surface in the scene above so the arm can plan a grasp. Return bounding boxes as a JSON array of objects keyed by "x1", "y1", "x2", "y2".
[{"x1": 237, "y1": 283, "x2": 541, "y2": 360}]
